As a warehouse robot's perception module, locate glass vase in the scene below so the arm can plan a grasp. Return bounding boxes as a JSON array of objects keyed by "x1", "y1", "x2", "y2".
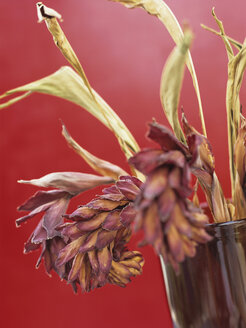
[{"x1": 161, "y1": 219, "x2": 246, "y2": 328}]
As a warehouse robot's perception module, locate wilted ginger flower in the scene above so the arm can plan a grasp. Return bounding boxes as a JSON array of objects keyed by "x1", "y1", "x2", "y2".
[
  {"x1": 55, "y1": 176, "x2": 144, "y2": 292},
  {"x1": 16, "y1": 171, "x2": 114, "y2": 279},
  {"x1": 129, "y1": 122, "x2": 212, "y2": 268}
]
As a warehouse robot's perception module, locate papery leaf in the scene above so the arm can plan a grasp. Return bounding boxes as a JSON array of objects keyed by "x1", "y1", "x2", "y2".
[
  {"x1": 0, "y1": 66, "x2": 139, "y2": 158},
  {"x1": 109, "y1": 0, "x2": 207, "y2": 136},
  {"x1": 206, "y1": 9, "x2": 246, "y2": 198},
  {"x1": 211, "y1": 8, "x2": 234, "y2": 59},
  {"x1": 18, "y1": 171, "x2": 113, "y2": 195},
  {"x1": 182, "y1": 113, "x2": 214, "y2": 173},
  {"x1": 36, "y1": 3, "x2": 62, "y2": 23},
  {"x1": 233, "y1": 116, "x2": 246, "y2": 219},
  {"x1": 201, "y1": 24, "x2": 242, "y2": 51},
  {"x1": 226, "y1": 42, "x2": 246, "y2": 195},
  {"x1": 62, "y1": 124, "x2": 127, "y2": 180},
  {"x1": 37, "y1": 2, "x2": 137, "y2": 161},
  {"x1": 160, "y1": 28, "x2": 192, "y2": 143},
  {"x1": 233, "y1": 172, "x2": 246, "y2": 219},
  {"x1": 211, "y1": 173, "x2": 231, "y2": 222},
  {"x1": 234, "y1": 116, "x2": 246, "y2": 186}
]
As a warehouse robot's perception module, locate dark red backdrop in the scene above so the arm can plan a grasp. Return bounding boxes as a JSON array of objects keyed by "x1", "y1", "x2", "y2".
[{"x1": 1, "y1": 1, "x2": 246, "y2": 327}]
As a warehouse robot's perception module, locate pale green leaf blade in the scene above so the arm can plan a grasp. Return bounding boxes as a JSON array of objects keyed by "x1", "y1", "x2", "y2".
[
  {"x1": 0, "y1": 66, "x2": 140, "y2": 157},
  {"x1": 160, "y1": 29, "x2": 192, "y2": 143}
]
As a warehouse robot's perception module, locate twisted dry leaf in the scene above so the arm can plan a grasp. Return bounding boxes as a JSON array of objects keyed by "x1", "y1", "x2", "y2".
[
  {"x1": 206, "y1": 9, "x2": 246, "y2": 198},
  {"x1": 62, "y1": 124, "x2": 128, "y2": 180}
]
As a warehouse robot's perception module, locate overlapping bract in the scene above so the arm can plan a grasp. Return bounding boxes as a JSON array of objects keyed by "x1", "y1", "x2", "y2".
[
  {"x1": 16, "y1": 172, "x2": 114, "y2": 279},
  {"x1": 56, "y1": 176, "x2": 144, "y2": 292},
  {"x1": 129, "y1": 122, "x2": 212, "y2": 268}
]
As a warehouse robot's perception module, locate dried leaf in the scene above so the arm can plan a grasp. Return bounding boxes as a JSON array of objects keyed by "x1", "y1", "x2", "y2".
[
  {"x1": 160, "y1": 28, "x2": 192, "y2": 143},
  {"x1": 18, "y1": 171, "x2": 113, "y2": 195},
  {"x1": 205, "y1": 9, "x2": 246, "y2": 198},
  {"x1": 0, "y1": 66, "x2": 139, "y2": 158},
  {"x1": 233, "y1": 172, "x2": 246, "y2": 219},
  {"x1": 201, "y1": 24, "x2": 242, "y2": 51},
  {"x1": 109, "y1": 0, "x2": 207, "y2": 137},
  {"x1": 62, "y1": 124, "x2": 127, "y2": 180},
  {"x1": 36, "y1": 3, "x2": 62, "y2": 23},
  {"x1": 233, "y1": 116, "x2": 246, "y2": 219}
]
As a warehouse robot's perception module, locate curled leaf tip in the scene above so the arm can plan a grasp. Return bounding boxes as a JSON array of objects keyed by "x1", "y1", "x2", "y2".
[
  {"x1": 18, "y1": 179, "x2": 30, "y2": 184},
  {"x1": 36, "y1": 2, "x2": 63, "y2": 23}
]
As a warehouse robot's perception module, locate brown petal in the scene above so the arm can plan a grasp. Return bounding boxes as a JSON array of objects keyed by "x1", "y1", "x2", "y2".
[
  {"x1": 102, "y1": 210, "x2": 123, "y2": 231},
  {"x1": 158, "y1": 188, "x2": 176, "y2": 221},
  {"x1": 79, "y1": 230, "x2": 99, "y2": 253},
  {"x1": 143, "y1": 167, "x2": 168, "y2": 200},
  {"x1": 99, "y1": 193, "x2": 127, "y2": 202},
  {"x1": 96, "y1": 230, "x2": 117, "y2": 249},
  {"x1": 171, "y1": 204, "x2": 192, "y2": 238},
  {"x1": 56, "y1": 234, "x2": 87, "y2": 266},
  {"x1": 88, "y1": 250, "x2": 99, "y2": 274},
  {"x1": 16, "y1": 202, "x2": 51, "y2": 226},
  {"x1": 116, "y1": 178, "x2": 140, "y2": 200},
  {"x1": 68, "y1": 206, "x2": 99, "y2": 220},
  {"x1": 166, "y1": 225, "x2": 185, "y2": 262},
  {"x1": 148, "y1": 122, "x2": 189, "y2": 155},
  {"x1": 143, "y1": 202, "x2": 161, "y2": 244},
  {"x1": 120, "y1": 203, "x2": 137, "y2": 227},
  {"x1": 57, "y1": 222, "x2": 84, "y2": 240},
  {"x1": 43, "y1": 196, "x2": 70, "y2": 239},
  {"x1": 98, "y1": 247, "x2": 112, "y2": 274},
  {"x1": 32, "y1": 220, "x2": 48, "y2": 244},
  {"x1": 68, "y1": 253, "x2": 85, "y2": 282},
  {"x1": 18, "y1": 190, "x2": 69, "y2": 212},
  {"x1": 78, "y1": 255, "x2": 92, "y2": 292},
  {"x1": 129, "y1": 148, "x2": 165, "y2": 175},
  {"x1": 76, "y1": 212, "x2": 108, "y2": 232},
  {"x1": 87, "y1": 199, "x2": 128, "y2": 211},
  {"x1": 110, "y1": 261, "x2": 131, "y2": 280},
  {"x1": 119, "y1": 175, "x2": 143, "y2": 188},
  {"x1": 102, "y1": 185, "x2": 121, "y2": 194}
]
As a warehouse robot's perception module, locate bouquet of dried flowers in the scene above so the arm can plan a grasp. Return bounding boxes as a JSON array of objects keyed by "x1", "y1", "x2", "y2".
[{"x1": 1, "y1": 0, "x2": 246, "y2": 293}]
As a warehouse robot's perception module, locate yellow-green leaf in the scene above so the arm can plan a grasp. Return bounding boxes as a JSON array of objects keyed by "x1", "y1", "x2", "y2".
[
  {"x1": 109, "y1": 0, "x2": 207, "y2": 137},
  {"x1": 160, "y1": 28, "x2": 193, "y2": 143},
  {"x1": 0, "y1": 66, "x2": 139, "y2": 158}
]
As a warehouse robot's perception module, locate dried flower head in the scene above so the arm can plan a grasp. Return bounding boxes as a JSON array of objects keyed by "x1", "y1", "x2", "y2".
[
  {"x1": 129, "y1": 122, "x2": 212, "y2": 268},
  {"x1": 16, "y1": 171, "x2": 114, "y2": 278},
  {"x1": 56, "y1": 176, "x2": 144, "y2": 292}
]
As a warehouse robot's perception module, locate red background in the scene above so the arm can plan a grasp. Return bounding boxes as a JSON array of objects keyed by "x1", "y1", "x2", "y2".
[{"x1": 1, "y1": 1, "x2": 246, "y2": 327}]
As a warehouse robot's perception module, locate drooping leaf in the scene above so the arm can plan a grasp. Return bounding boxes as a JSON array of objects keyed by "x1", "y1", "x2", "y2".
[
  {"x1": 160, "y1": 28, "x2": 192, "y2": 143},
  {"x1": 0, "y1": 66, "x2": 139, "y2": 158},
  {"x1": 62, "y1": 124, "x2": 127, "y2": 180},
  {"x1": 204, "y1": 9, "x2": 246, "y2": 198},
  {"x1": 109, "y1": 0, "x2": 207, "y2": 137}
]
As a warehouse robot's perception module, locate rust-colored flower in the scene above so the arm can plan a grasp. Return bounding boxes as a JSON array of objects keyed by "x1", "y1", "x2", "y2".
[
  {"x1": 16, "y1": 171, "x2": 114, "y2": 278},
  {"x1": 129, "y1": 122, "x2": 212, "y2": 268},
  {"x1": 55, "y1": 176, "x2": 144, "y2": 292}
]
